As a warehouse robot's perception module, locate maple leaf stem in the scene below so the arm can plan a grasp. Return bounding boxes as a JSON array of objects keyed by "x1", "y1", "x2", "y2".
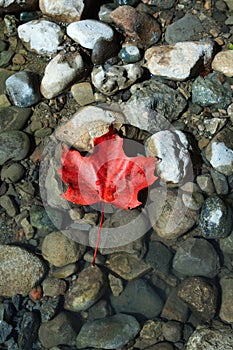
[{"x1": 92, "y1": 202, "x2": 105, "y2": 267}]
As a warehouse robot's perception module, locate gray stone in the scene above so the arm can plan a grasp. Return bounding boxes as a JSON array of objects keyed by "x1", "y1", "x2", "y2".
[
  {"x1": 196, "y1": 174, "x2": 215, "y2": 194},
  {"x1": 210, "y1": 168, "x2": 229, "y2": 195},
  {"x1": 108, "y1": 274, "x2": 124, "y2": 297},
  {"x1": 0, "y1": 245, "x2": 45, "y2": 297},
  {"x1": 0, "y1": 106, "x2": 31, "y2": 132},
  {"x1": 1, "y1": 163, "x2": 25, "y2": 183},
  {"x1": 161, "y1": 289, "x2": 189, "y2": 322},
  {"x1": 172, "y1": 238, "x2": 220, "y2": 278},
  {"x1": 145, "y1": 241, "x2": 173, "y2": 275},
  {"x1": 64, "y1": 266, "x2": 107, "y2": 312},
  {"x1": 42, "y1": 277, "x2": 66, "y2": 297},
  {"x1": 30, "y1": 206, "x2": 59, "y2": 235},
  {"x1": 0, "y1": 320, "x2": 12, "y2": 343},
  {"x1": 212, "y1": 50, "x2": 233, "y2": 77},
  {"x1": 141, "y1": 0, "x2": 175, "y2": 8},
  {"x1": 219, "y1": 276, "x2": 233, "y2": 323},
  {"x1": 5, "y1": 71, "x2": 41, "y2": 107},
  {"x1": 76, "y1": 313, "x2": 140, "y2": 349},
  {"x1": 39, "y1": 0, "x2": 85, "y2": 23},
  {"x1": 162, "y1": 321, "x2": 183, "y2": 343},
  {"x1": 0, "y1": 195, "x2": 18, "y2": 217},
  {"x1": 0, "y1": 50, "x2": 14, "y2": 68},
  {"x1": 219, "y1": 229, "x2": 233, "y2": 254},
  {"x1": 87, "y1": 299, "x2": 111, "y2": 321},
  {"x1": 50, "y1": 263, "x2": 78, "y2": 279},
  {"x1": 0, "y1": 130, "x2": 30, "y2": 165},
  {"x1": 110, "y1": 278, "x2": 163, "y2": 319},
  {"x1": 40, "y1": 297, "x2": 61, "y2": 323},
  {"x1": 165, "y1": 14, "x2": 204, "y2": 44},
  {"x1": 18, "y1": 311, "x2": 40, "y2": 350},
  {"x1": 225, "y1": 0, "x2": 233, "y2": 10}
]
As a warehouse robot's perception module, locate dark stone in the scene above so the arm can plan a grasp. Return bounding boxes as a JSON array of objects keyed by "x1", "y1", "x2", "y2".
[
  {"x1": 18, "y1": 312, "x2": 40, "y2": 350},
  {"x1": 0, "y1": 106, "x2": 31, "y2": 132},
  {"x1": 145, "y1": 241, "x2": 173, "y2": 275},
  {"x1": 91, "y1": 38, "x2": 121, "y2": 65},
  {"x1": 0, "y1": 320, "x2": 12, "y2": 343},
  {"x1": 0, "y1": 130, "x2": 30, "y2": 165}
]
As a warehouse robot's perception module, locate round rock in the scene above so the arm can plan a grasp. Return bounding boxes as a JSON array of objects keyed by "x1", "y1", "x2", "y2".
[
  {"x1": 39, "y1": 0, "x2": 85, "y2": 23},
  {"x1": 0, "y1": 130, "x2": 30, "y2": 165},
  {"x1": 198, "y1": 195, "x2": 232, "y2": 239},
  {"x1": 0, "y1": 245, "x2": 45, "y2": 297},
  {"x1": 212, "y1": 50, "x2": 233, "y2": 77},
  {"x1": 1, "y1": 163, "x2": 25, "y2": 183}
]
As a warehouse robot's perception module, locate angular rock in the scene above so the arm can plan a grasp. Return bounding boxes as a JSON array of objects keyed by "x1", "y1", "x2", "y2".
[
  {"x1": 41, "y1": 231, "x2": 85, "y2": 267},
  {"x1": 161, "y1": 289, "x2": 189, "y2": 322},
  {"x1": 0, "y1": 245, "x2": 45, "y2": 297},
  {"x1": 40, "y1": 51, "x2": 84, "y2": 99},
  {"x1": 5, "y1": 71, "x2": 41, "y2": 107},
  {"x1": 91, "y1": 63, "x2": 143, "y2": 96},
  {"x1": 145, "y1": 41, "x2": 214, "y2": 81},
  {"x1": 39, "y1": 0, "x2": 85, "y2": 23},
  {"x1": 76, "y1": 314, "x2": 140, "y2": 349},
  {"x1": 64, "y1": 266, "x2": 107, "y2": 312},
  {"x1": 67, "y1": 19, "x2": 114, "y2": 49},
  {"x1": 42, "y1": 277, "x2": 67, "y2": 297},
  {"x1": 18, "y1": 311, "x2": 40, "y2": 350},
  {"x1": 0, "y1": 130, "x2": 30, "y2": 165},
  {"x1": 212, "y1": 50, "x2": 233, "y2": 77},
  {"x1": 18, "y1": 19, "x2": 63, "y2": 56},
  {"x1": 0, "y1": 320, "x2": 12, "y2": 343},
  {"x1": 172, "y1": 238, "x2": 220, "y2": 278}
]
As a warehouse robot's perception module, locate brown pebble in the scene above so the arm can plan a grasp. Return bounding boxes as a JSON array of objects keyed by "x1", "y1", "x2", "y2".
[{"x1": 12, "y1": 53, "x2": 26, "y2": 65}]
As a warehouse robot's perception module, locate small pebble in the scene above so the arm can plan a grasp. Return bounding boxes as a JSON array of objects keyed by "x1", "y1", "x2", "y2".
[
  {"x1": 119, "y1": 45, "x2": 141, "y2": 63},
  {"x1": 71, "y1": 82, "x2": 95, "y2": 106}
]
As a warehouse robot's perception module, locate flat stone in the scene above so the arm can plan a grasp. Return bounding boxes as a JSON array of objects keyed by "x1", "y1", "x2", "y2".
[
  {"x1": 67, "y1": 19, "x2": 114, "y2": 49},
  {"x1": 210, "y1": 168, "x2": 229, "y2": 195},
  {"x1": 42, "y1": 277, "x2": 66, "y2": 297},
  {"x1": 145, "y1": 41, "x2": 214, "y2": 81},
  {"x1": 18, "y1": 19, "x2": 63, "y2": 56},
  {"x1": 71, "y1": 82, "x2": 95, "y2": 106},
  {"x1": 39, "y1": 0, "x2": 85, "y2": 23},
  {"x1": 1, "y1": 163, "x2": 25, "y2": 183},
  {"x1": 196, "y1": 174, "x2": 215, "y2": 194},
  {"x1": 145, "y1": 241, "x2": 173, "y2": 275},
  {"x1": 40, "y1": 51, "x2": 84, "y2": 99},
  {"x1": 50, "y1": 263, "x2": 78, "y2": 279},
  {"x1": 76, "y1": 313, "x2": 140, "y2": 349},
  {"x1": 0, "y1": 130, "x2": 30, "y2": 165},
  {"x1": 0, "y1": 245, "x2": 45, "y2": 297},
  {"x1": 212, "y1": 50, "x2": 233, "y2": 77},
  {"x1": 0, "y1": 106, "x2": 31, "y2": 132}
]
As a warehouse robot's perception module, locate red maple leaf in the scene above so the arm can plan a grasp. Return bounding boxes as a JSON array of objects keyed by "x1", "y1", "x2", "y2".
[{"x1": 58, "y1": 127, "x2": 157, "y2": 264}]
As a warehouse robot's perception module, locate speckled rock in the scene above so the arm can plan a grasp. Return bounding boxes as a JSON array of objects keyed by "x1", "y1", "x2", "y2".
[
  {"x1": 0, "y1": 106, "x2": 31, "y2": 132},
  {"x1": 39, "y1": 0, "x2": 85, "y2": 23},
  {"x1": 64, "y1": 266, "x2": 107, "y2": 312},
  {"x1": 42, "y1": 277, "x2": 66, "y2": 297},
  {"x1": 178, "y1": 277, "x2": 218, "y2": 320},
  {"x1": 76, "y1": 313, "x2": 140, "y2": 349},
  {"x1": 205, "y1": 127, "x2": 233, "y2": 176},
  {"x1": 0, "y1": 130, "x2": 30, "y2": 165},
  {"x1": 198, "y1": 195, "x2": 232, "y2": 239},
  {"x1": 172, "y1": 238, "x2": 220, "y2": 278},
  {"x1": 145, "y1": 41, "x2": 214, "y2": 81},
  {"x1": 0, "y1": 245, "x2": 45, "y2": 297},
  {"x1": 212, "y1": 50, "x2": 233, "y2": 77},
  {"x1": 40, "y1": 51, "x2": 84, "y2": 99},
  {"x1": 41, "y1": 231, "x2": 86, "y2": 267},
  {"x1": 18, "y1": 19, "x2": 63, "y2": 56}
]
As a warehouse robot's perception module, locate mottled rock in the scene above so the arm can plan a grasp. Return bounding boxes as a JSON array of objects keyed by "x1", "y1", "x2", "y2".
[
  {"x1": 110, "y1": 5, "x2": 161, "y2": 49},
  {"x1": 0, "y1": 106, "x2": 31, "y2": 132},
  {"x1": 212, "y1": 50, "x2": 233, "y2": 77},
  {"x1": 119, "y1": 45, "x2": 141, "y2": 63},
  {"x1": 172, "y1": 238, "x2": 220, "y2": 278},
  {"x1": 67, "y1": 20, "x2": 114, "y2": 49},
  {"x1": 41, "y1": 231, "x2": 85, "y2": 267},
  {"x1": 30, "y1": 205, "x2": 59, "y2": 235},
  {"x1": 50, "y1": 263, "x2": 78, "y2": 279},
  {"x1": 219, "y1": 276, "x2": 233, "y2": 323},
  {"x1": 0, "y1": 245, "x2": 45, "y2": 297},
  {"x1": 145, "y1": 41, "x2": 214, "y2": 81},
  {"x1": 64, "y1": 266, "x2": 107, "y2": 312},
  {"x1": 0, "y1": 130, "x2": 30, "y2": 165},
  {"x1": 18, "y1": 19, "x2": 63, "y2": 56},
  {"x1": 5, "y1": 71, "x2": 41, "y2": 107},
  {"x1": 178, "y1": 277, "x2": 218, "y2": 320},
  {"x1": 198, "y1": 195, "x2": 232, "y2": 239},
  {"x1": 76, "y1": 313, "x2": 140, "y2": 349},
  {"x1": 42, "y1": 277, "x2": 66, "y2": 297},
  {"x1": 165, "y1": 14, "x2": 204, "y2": 44},
  {"x1": 40, "y1": 51, "x2": 84, "y2": 99},
  {"x1": 39, "y1": 0, "x2": 85, "y2": 23},
  {"x1": 110, "y1": 278, "x2": 163, "y2": 319}
]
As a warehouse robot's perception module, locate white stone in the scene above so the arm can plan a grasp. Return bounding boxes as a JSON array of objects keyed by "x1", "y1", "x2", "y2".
[
  {"x1": 39, "y1": 0, "x2": 85, "y2": 23},
  {"x1": 40, "y1": 52, "x2": 84, "y2": 99},
  {"x1": 212, "y1": 50, "x2": 233, "y2": 77},
  {"x1": 144, "y1": 41, "x2": 214, "y2": 81},
  {"x1": 66, "y1": 19, "x2": 114, "y2": 49},
  {"x1": 145, "y1": 130, "x2": 192, "y2": 184},
  {"x1": 209, "y1": 142, "x2": 233, "y2": 174},
  {"x1": 18, "y1": 19, "x2": 63, "y2": 57}
]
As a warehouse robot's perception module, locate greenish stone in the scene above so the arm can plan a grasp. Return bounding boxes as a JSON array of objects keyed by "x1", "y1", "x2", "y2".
[
  {"x1": 0, "y1": 40, "x2": 8, "y2": 52},
  {"x1": 1, "y1": 163, "x2": 25, "y2": 183},
  {"x1": 19, "y1": 11, "x2": 39, "y2": 23},
  {"x1": 34, "y1": 127, "x2": 53, "y2": 138},
  {"x1": 0, "y1": 130, "x2": 30, "y2": 165},
  {"x1": 0, "y1": 106, "x2": 31, "y2": 132},
  {"x1": 30, "y1": 206, "x2": 62, "y2": 235},
  {"x1": 0, "y1": 69, "x2": 14, "y2": 94},
  {"x1": 0, "y1": 50, "x2": 14, "y2": 68},
  {"x1": 119, "y1": 46, "x2": 141, "y2": 63}
]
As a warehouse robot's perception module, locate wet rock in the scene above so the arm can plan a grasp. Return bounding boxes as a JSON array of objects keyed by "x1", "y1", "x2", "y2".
[
  {"x1": 40, "y1": 51, "x2": 84, "y2": 99},
  {"x1": 145, "y1": 130, "x2": 191, "y2": 184},
  {"x1": 0, "y1": 130, "x2": 30, "y2": 165},
  {"x1": 1, "y1": 163, "x2": 25, "y2": 183},
  {"x1": 110, "y1": 278, "x2": 163, "y2": 319},
  {"x1": 91, "y1": 38, "x2": 121, "y2": 65},
  {"x1": 110, "y1": 5, "x2": 161, "y2": 49},
  {"x1": 18, "y1": 19, "x2": 63, "y2": 56},
  {"x1": 64, "y1": 266, "x2": 107, "y2": 312},
  {"x1": 39, "y1": 0, "x2": 85, "y2": 23},
  {"x1": 18, "y1": 311, "x2": 40, "y2": 350},
  {"x1": 0, "y1": 106, "x2": 31, "y2": 132},
  {"x1": 165, "y1": 14, "x2": 204, "y2": 44},
  {"x1": 0, "y1": 195, "x2": 18, "y2": 217},
  {"x1": 135, "y1": 319, "x2": 164, "y2": 348},
  {"x1": 178, "y1": 277, "x2": 218, "y2": 320},
  {"x1": 212, "y1": 50, "x2": 233, "y2": 77},
  {"x1": 106, "y1": 253, "x2": 151, "y2": 280},
  {"x1": 186, "y1": 321, "x2": 233, "y2": 349},
  {"x1": 71, "y1": 82, "x2": 95, "y2": 106},
  {"x1": 38, "y1": 312, "x2": 78, "y2": 348},
  {"x1": 0, "y1": 320, "x2": 12, "y2": 343},
  {"x1": 76, "y1": 313, "x2": 140, "y2": 349},
  {"x1": 91, "y1": 63, "x2": 143, "y2": 96},
  {"x1": 42, "y1": 277, "x2": 66, "y2": 297},
  {"x1": 182, "y1": 191, "x2": 204, "y2": 211},
  {"x1": 0, "y1": 0, "x2": 37, "y2": 13},
  {"x1": 0, "y1": 245, "x2": 45, "y2": 297},
  {"x1": 172, "y1": 238, "x2": 220, "y2": 278},
  {"x1": 119, "y1": 45, "x2": 141, "y2": 63},
  {"x1": 121, "y1": 79, "x2": 187, "y2": 133},
  {"x1": 205, "y1": 127, "x2": 233, "y2": 176},
  {"x1": 161, "y1": 289, "x2": 189, "y2": 322},
  {"x1": 5, "y1": 71, "x2": 41, "y2": 107},
  {"x1": 198, "y1": 195, "x2": 232, "y2": 239},
  {"x1": 41, "y1": 231, "x2": 85, "y2": 267},
  {"x1": 67, "y1": 19, "x2": 114, "y2": 49},
  {"x1": 192, "y1": 72, "x2": 232, "y2": 108},
  {"x1": 145, "y1": 41, "x2": 214, "y2": 81}
]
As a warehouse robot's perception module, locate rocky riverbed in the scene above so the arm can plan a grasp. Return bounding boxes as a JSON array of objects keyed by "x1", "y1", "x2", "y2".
[{"x1": 0, "y1": 0, "x2": 233, "y2": 349}]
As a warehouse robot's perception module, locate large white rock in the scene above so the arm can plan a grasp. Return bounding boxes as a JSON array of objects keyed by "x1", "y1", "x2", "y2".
[
  {"x1": 144, "y1": 41, "x2": 214, "y2": 81},
  {"x1": 67, "y1": 19, "x2": 114, "y2": 49},
  {"x1": 18, "y1": 19, "x2": 63, "y2": 57},
  {"x1": 39, "y1": 0, "x2": 85, "y2": 23},
  {"x1": 212, "y1": 50, "x2": 233, "y2": 77},
  {"x1": 40, "y1": 52, "x2": 84, "y2": 99},
  {"x1": 145, "y1": 130, "x2": 192, "y2": 184}
]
